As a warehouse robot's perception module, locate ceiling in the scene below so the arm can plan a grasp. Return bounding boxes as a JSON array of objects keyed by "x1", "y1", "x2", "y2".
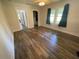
[{"x1": 7, "y1": 0, "x2": 62, "y2": 6}]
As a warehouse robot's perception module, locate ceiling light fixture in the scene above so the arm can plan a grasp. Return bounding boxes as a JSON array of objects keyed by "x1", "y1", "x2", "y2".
[{"x1": 38, "y1": 2, "x2": 45, "y2": 6}]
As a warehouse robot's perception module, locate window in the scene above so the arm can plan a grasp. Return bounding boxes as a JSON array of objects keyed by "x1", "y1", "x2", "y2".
[
  {"x1": 55, "y1": 8, "x2": 64, "y2": 24},
  {"x1": 50, "y1": 10, "x2": 55, "y2": 24},
  {"x1": 50, "y1": 8, "x2": 64, "y2": 25}
]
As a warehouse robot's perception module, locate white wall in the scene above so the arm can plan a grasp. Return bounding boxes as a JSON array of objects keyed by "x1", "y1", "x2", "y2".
[
  {"x1": 2, "y1": 1, "x2": 40, "y2": 32},
  {"x1": 2, "y1": 1, "x2": 20, "y2": 32},
  {"x1": 13, "y1": 3, "x2": 40, "y2": 28},
  {"x1": 39, "y1": 0, "x2": 79, "y2": 37},
  {"x1": 13, "y1": 2, "x2": 34, "y2": 29},
  {"x1": 0, "y1": 1, "x2": 14, "y2": 59}
]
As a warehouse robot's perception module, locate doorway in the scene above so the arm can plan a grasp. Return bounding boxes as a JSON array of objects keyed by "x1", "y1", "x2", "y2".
[
  {"x1": 17, "y1": 10, "x2": 27, "y2": 30},
  {"x1": 33, "y1": 11, "x2": 38, "y2": 28}
]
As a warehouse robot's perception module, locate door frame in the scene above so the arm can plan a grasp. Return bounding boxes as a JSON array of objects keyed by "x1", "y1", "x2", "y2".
[
  {"x1": 33, "y1": 10, "x2": 40, "y2": 27},
  {"x1": 16, "y1": 9, "x2": 27, "y2": 30}
]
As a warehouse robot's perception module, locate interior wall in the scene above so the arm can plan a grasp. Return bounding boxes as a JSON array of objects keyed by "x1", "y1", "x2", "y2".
[
  {"x1": 2, "y1": 1, "x2": 39, "y2": 32},
  {"x1": 0, "y1": 1, "x2": 14, "y2": 59},
  {"x1": 2, "y1": 1, "x2": 20, "y2": 32},
  {"x1": 39, "y1": 0, "x2": 79, "y2": 37},
  {"x1": 13, "y1": 2, "x2": 34, "y2": 29}
]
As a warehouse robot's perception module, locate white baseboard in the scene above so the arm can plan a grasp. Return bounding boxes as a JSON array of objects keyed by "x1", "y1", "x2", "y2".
[{"x1": 42, "y1": 25, "x2": 79, "y2": 37}]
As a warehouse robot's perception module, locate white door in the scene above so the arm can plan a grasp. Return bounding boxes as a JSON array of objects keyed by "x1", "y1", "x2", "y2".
[{"x1": 17, "y1": 10, "x2": 27, "y2": 30}]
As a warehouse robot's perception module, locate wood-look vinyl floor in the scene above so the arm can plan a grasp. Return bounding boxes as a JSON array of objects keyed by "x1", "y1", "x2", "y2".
[{"x1": 14, "y1": 27, "x2": 79, "y2": 59}]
